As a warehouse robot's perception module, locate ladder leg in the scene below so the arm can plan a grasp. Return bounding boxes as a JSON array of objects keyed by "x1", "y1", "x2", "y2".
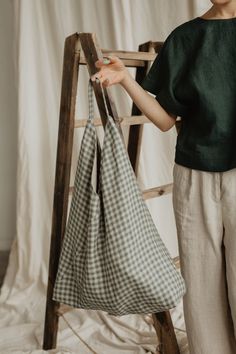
[
  {"x1": 43, "y1": 294, "x2": 60, "y2": 349},
  {"x1": 153, "y1": 312, "x2": 180, "y2": 354},
  {"x1": 127, "y1": 42, "x2": 148, "y2": 175},
  {"x1": 43, "y1": 33, "x2": 80, "y2": 349}
]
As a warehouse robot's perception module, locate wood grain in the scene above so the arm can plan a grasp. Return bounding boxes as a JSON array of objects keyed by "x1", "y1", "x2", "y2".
[{"x1": 43, "y1": 33, "x2": 80, "y2": 350}]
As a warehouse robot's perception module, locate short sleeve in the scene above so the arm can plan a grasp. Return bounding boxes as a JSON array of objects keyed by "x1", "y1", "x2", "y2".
[{"x1": 140, "y1": 33, "x2": 188, "y2": 117}]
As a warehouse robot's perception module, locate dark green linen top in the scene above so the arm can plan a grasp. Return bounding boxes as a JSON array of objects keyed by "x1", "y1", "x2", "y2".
[{"x1": 141, "y1": 16, "x2": 236, "y2": 172}]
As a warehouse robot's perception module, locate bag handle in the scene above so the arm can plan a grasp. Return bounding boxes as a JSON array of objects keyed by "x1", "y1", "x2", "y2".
[{"x1": 88, "y1": 78, "x2": 110, "y2": 122}]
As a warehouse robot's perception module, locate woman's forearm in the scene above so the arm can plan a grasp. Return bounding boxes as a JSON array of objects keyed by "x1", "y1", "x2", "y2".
[{"x1": 120, "y1": 71, "x2": 177, "y2": 132}]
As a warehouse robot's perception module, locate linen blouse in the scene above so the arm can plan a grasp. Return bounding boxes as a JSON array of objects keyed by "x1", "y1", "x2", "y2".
[{"x1": 141, "y1": 17, "x2": 236, "y2": 172}]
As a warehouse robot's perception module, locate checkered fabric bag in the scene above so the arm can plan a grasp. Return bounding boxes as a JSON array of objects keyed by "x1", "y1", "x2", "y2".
[{"x1": 52, "y1": 79, "x2": 186, "y2": 316}]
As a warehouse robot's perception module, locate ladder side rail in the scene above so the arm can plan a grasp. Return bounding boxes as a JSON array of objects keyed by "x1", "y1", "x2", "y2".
[
  {"x1": 127, "y1": 41, "x2": 156, "y2": 174},
  {"x1": 79, "y1": 32, "x2": 124, "y2": 140},
  {"x1": 43, "y1": 33, "x2": 80, "y2": 350}
]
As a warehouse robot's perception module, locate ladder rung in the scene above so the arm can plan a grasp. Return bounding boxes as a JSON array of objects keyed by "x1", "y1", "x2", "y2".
[
  {"x1": 173, "y1": 256, "x2": 180, "y2": 269},
  {"x1": 79, "y1": 50, "x2": 157, "y2": 61},
  {"x1": 79, "y1": 57, "x2": 145, "y2": 68},
  {"x1": 142, "y1": 183, "x2": 173, "y2": 200},
  {"x1": 74, "y1": 115, "x2": 151, "y2": 128},
  {"x1": 78, "y1": 51, "x2": 157, "y2": 67},
  {"x1": 69, "y1": 183, "x2": 172, "y2": 200},
  {"x1": 103, "y1": 49, "x2": 157, "y2": 61}
]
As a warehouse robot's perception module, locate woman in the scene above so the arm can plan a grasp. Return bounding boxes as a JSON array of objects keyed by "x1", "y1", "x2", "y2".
[{"x1": 91, "y1": 1, "x2": 236, "y2": 353}]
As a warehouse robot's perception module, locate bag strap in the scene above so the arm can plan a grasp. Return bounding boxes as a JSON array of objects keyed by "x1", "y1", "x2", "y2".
[{"x1": 88, "y1": 78, "x2": 110, "y2": 122}]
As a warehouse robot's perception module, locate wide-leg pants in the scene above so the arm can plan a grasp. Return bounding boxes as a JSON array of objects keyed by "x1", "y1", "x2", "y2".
[{"x1": 172, "y1": 163, "x2": 236, "y2": 354}]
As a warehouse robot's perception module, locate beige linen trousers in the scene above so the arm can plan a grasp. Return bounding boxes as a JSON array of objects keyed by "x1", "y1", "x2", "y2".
[{"x1": 172, "y1": 162, "x2": 236, "y2": 354}]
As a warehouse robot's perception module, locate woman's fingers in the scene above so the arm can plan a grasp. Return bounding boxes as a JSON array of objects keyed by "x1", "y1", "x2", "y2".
[
  {"x1": 95, "y1": 60, "x2": 104, "y2": 68},
  {"x1": 95, "y1": 56, "x2": 111, "y2": 67},
  {"x1": 97, "y1": 76, "x2": 111, "y2": 87},
  {"x1": 95, "y1": 55, "x2": 120, "y2": 68},
  {"x1": 90, "y1": 55, "x2": 125, "y2": 85},
  {"x1": 91, "y1": 70, "x2": 102, "y2": 82},
  {"x1": 91, "y1": 67, "x2": 110, "y2": 83},
  {"x1": 90, "y1": 69, "x2": 111, "y2": 86}
]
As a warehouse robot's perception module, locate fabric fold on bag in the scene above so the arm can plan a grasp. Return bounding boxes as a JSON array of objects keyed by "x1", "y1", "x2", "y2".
[{"x1": 53, "y1": 79, "x2": 186, "y2": 316}]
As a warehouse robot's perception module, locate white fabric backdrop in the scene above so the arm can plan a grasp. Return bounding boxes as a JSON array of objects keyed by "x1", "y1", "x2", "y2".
[
  {"x1": 0, "y1": 0, "x2": 210, "y2": 352},
  {"x1": 0, "y1": 0, "x2": 17, "y2": 250}
]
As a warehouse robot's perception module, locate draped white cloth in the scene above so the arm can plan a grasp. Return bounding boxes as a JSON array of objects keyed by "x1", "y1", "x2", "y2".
[{"x1": 0, "y1": 0, "x2": 209, "y2": 352}]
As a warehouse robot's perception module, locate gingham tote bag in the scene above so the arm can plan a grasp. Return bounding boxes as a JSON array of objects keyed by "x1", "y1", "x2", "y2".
[{"x1": 52, "y1": 79, "x2": 186, "y2": 316}]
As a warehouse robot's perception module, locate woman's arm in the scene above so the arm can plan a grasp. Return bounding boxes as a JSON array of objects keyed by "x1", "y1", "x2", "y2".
[
  {"x1": 120, "y1": 71, "x2": 177, "y2": 132},
  {"x1": 91, "y1": 56, "x2": 177, "y2": 132}
]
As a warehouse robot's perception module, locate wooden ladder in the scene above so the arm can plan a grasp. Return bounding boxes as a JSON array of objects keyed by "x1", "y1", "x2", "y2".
[{"x1": 43, "y1": 32, "x2": 182, "y2": 354}]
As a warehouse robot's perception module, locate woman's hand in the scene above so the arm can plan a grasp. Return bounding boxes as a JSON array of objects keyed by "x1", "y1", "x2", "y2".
[
  {"x1": 91, "y1": 56, "x2": 129, "y2": 87},
  {"x1": 91, "y1": 56, "x2": 176, "y2": 132}
]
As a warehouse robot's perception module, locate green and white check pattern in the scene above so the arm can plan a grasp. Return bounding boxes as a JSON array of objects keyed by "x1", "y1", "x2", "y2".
[{"x1": 52, "y1": 79, "x2": 186, "y2": 316}]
